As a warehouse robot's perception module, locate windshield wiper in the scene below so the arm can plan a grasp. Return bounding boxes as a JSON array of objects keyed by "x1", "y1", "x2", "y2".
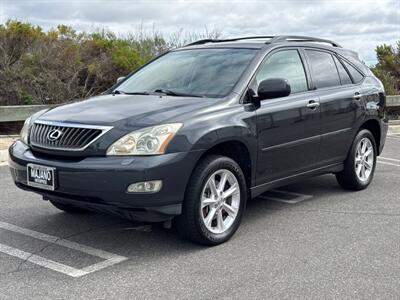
[
  {"x1": 112, "y1": 90, "x2": 150, "y2": 96},
  {"x1": 112, "y1": 89, "x2": 126, "y2": 95},
  {"x1": 113, "y1": 89, "x2": 202, "y2": 97},
  {"x1": 154, "y1": 89, "x2": 205, "y2": 98}
]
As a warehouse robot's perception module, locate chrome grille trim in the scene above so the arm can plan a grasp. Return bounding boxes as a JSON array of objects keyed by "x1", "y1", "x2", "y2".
[{"x1": 30, "y1": 120, "x2": 113, "y2": 151}]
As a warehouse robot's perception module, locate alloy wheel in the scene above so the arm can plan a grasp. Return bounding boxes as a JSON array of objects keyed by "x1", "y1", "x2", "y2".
[
  {"x1": 354, "y1": 137, "x2": 374, "y2": 182},
  {"x1": 200, "y1": 169, "x2": 241, "y2": 234}
]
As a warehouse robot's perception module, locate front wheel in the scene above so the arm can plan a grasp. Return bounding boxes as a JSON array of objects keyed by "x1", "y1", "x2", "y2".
[
  {"x1": 336, "y1": 129, "x2": 377, "y2": 190},
  {"x1": 175, "y1": 155, "x2": 247, "y2": 246}
]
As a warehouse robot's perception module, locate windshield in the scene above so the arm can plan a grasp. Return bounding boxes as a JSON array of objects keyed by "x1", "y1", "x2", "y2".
[{"x1": 115, "y1": 48, "x2": 257, "y2": 98}]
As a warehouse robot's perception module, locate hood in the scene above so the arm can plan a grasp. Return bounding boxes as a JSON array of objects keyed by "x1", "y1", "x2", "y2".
[{"x1": 38, "y1": 94, "x2": 219, "y2": 127}]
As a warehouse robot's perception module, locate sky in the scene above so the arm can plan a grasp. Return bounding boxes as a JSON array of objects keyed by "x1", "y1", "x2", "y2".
[{"x1": 1, "y1": 0, "x2": 399, "y2": 65}]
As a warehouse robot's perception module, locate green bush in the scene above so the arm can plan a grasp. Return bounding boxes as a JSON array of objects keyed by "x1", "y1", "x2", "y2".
[
  {"x1": 3, "y1": 20, "x2": 396, "y2": 106},
  {"x1": 371, "y1": 42, "x2": 400, "y2": 95},
  {"x1": 0, "y1": 20, "x2": 219, "y2": 106}
]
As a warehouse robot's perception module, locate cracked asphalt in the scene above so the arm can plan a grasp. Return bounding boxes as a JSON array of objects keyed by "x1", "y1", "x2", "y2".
[{"x1": 0, "y1": 136, "x2": 399, "y2": 299}]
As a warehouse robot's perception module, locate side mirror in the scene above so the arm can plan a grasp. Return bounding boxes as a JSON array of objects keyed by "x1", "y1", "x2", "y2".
[
  {"x1": 116, "y1": 76, "x2": 126, "y2": 83},
  {"x1": 257, "y1": 78, "x2": 291, "y2": 100}
]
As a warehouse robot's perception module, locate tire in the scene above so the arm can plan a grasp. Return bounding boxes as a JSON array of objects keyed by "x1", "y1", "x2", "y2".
[
  {"x1": 175, "y1": 155, "x2": 247, "y2": 246},
  {"x1": 336, "y1": 129, "x2": 377, "y2": 191},
  {"x1": 49, "y1": 200, "x2": 90, "y2": 214}
]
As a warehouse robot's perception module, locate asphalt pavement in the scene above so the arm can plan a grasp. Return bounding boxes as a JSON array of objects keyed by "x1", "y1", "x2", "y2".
[{"x1": 0, "y1": 134, "x2": 399, "y2": 299}]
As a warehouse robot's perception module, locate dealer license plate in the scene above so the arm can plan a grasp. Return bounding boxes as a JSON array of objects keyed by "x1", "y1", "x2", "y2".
[{"x1": 27, "y1": 163, "x2": 56, "y2": 191}]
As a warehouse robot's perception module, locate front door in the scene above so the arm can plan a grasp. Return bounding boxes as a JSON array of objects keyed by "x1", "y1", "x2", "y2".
[{"x1": 252, "y1": 49, "x2": 321, "y2": 185}]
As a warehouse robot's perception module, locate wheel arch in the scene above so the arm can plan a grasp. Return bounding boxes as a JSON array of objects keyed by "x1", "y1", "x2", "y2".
[
  {"x1": 188, "y1": 139, "x2": 255, "y2": 195},
  {"x1": 203, "y1": 140, "x2": 253, "y2": 188},
  {"x1": 359, "y1": 118, "x2": 381, "y2": 155}
]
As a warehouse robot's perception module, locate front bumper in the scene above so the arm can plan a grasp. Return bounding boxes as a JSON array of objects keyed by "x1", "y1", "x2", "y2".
[{"x1": 8, "y1": 140, "x2": 203, "y2": 222}]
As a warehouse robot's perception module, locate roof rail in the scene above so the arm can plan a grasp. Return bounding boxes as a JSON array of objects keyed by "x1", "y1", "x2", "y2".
[
  {"x1": 185, "y1": 39, "x2": 225, "y2": 46},
  {"x1": 268, "y1": 35, "x2": 342, "y2": 47},
  {"x1": 185, "y1": 35, "x2": 341, "y2": 48},
  {"x1": 185, "y1": 36, "x2": 275, "y2": 47}
]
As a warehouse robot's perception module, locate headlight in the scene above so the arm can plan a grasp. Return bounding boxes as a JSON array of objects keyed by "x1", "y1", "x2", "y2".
[
  {"x1": 20, "y1": 117, "x2": 32, "y2": 145},
  {"x1": 106, "y1": 123, "x2": 183, "y2": 156}
]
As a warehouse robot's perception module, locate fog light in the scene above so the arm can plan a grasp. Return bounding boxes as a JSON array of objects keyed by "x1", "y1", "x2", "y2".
[{"x1": 127, "y1": 180, "x2": 162, "y2": 193}]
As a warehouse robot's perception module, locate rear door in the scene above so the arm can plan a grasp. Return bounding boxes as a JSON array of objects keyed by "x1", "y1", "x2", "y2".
[
  {"x1": 303, "y1": 49, "x2": 361, "y2": 165},
  {"x1": 252, "y1": 48, "x2": 321, "y2": 185}
]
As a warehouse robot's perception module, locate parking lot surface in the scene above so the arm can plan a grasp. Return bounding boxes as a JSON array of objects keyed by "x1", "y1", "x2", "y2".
[{"x1": 0, "y1": 135, "x2": 399, "y2": 299}]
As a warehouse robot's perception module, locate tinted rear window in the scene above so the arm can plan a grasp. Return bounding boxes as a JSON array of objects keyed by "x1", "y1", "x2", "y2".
[
  {"x1": 342, "y1": 59, "x2": 364, "y2": 83},
  {"x1": 306, "y1": 50, "x2": 340, "y2": 89},
  {"x1": 333, "y1": 56, "x2": 352, "y2": 85}
]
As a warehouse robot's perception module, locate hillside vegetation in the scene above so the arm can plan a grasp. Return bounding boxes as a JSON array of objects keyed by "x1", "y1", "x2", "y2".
[
  {"x1": 370, "y1": 42, "x2": 400, "y2": 96},
  {"x1": 0, "y1": 20, "x2": 219, "y2": 106},
  {"x1": 0, "y1": 20, "x2": 398, "y2": 106}
]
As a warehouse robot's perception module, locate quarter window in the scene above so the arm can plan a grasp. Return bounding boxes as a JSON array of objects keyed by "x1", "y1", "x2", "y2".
[
  {"x1": 333, "y1": 56, "x2": 352, "y2": 85},
  {"x1": 305, "y1": 50, "x2": 341, "y2": 89},
  {"x1": 342, "y1": 60, "x2": 364, "y2": 83},
  {"x1": 256, "y1": 50, "x2": 308, "y2": 93}
]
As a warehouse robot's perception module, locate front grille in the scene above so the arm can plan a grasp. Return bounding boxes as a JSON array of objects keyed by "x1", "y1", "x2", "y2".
[{"x1": 29, "y1": 121, "x2": 112, "y2": 151}]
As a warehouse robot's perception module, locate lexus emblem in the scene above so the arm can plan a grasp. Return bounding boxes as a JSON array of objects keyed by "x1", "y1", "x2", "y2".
[{"x1": 47, "y1": 129, "x2": 63, "y2": 141}]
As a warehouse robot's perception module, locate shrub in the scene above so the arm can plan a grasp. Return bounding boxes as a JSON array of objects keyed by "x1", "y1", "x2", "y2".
[
  {"x1": 371, "y1": 42, "x2": 400, "y2": 95},
  {"x1": 0, "y1": 20, "x2": 220, "y2": 106}
]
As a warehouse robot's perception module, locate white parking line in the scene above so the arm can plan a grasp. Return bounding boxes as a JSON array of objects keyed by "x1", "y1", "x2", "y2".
[
  {"x1": 387, "y1": 136, "x2": 400, "y2": 141},
  {"x1": 0, "y1": 243, "x2": 88, "y2": 277},
  {"x1": 379, "y1": 157, "x2": 400, "y2": 163},
  {"x1": 0, "y1": 221, "x2": 128, "y2": 277},
  {"x1": 258, "y1": 189, "x2": 313, "y2": 204},
  {"x1": 378, "y1": 157, "x2": 400, "y2": 167},
  {"x1": 378, "y1": 161, "x2": 400, "y2": 167}
]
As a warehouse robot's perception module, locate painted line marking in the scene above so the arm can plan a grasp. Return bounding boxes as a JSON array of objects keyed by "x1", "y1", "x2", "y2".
[
  {"x1": 258, "y1": 189, "x2": 313, "y2": 204},
  {"x1": 378, "y1": 157, "x2": 400, "y2": 167},
  {"x1": 387, "y1": 136, "x2": 400, "y2": 141},
  {"x1": 379, "y1": 157, "x2": 400, "y2": 163},
  {"x1": 0, "y1": 243, "x2": 89, "y2": 277},
  {"x1": 378, "y1": 161, "x2": 400, "y2": 167},
  {"x1": 0, "y1": 221, "x2": 128, "y2": 277}
]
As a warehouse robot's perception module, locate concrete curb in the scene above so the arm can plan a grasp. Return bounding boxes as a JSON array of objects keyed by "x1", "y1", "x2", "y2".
[
  {"x1": 0, "y1": 136, "x2": 14, "y2": 166},
  {"x1": 389, "y1": 120, "x2": 400, "y2": 126},
  {"x1": 0, "y1": 149, "x2": 8, "y2": 166},
  {"x1": 388, "y1": 125, "x2": 400, "y2": 135},
  {"x1": 0, "y1": 137, "x2": 17, "y2": 150}
]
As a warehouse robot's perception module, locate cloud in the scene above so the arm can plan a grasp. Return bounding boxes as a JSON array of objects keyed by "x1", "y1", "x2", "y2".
[{"x1": 2, "y1": 0, "x2": 399, "y2": 64}]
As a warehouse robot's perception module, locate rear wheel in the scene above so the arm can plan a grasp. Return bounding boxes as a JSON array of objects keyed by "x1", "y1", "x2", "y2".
[
  {"x1": 336, "y1": 129, "x2": 377, "y2": 190},
  {"x1": 49, "y1": 200, "x2": 89, "y2": 214},
  {"x1": 175, "y1": 155, "x2": 247, "y2": 246}
]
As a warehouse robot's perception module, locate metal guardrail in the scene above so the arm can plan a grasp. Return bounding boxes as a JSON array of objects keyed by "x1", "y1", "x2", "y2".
[
  {"x1": 0, "y1": 96, "x2": 399, "y2": 123},
  {"x1": 386, "y1": 95, "x2": 400, "y2": 107},
  {"x1": 0, "y1": 105, "x2": 52, "y2": 122}
]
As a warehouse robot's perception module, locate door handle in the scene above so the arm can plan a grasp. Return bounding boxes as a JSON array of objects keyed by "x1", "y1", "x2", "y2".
[
  {"x1": 353, "y1": 92, "x2": 363, "y2": 100},
  {"x1": 306, "y1": 100, "x2": 320, "y2": 109}
]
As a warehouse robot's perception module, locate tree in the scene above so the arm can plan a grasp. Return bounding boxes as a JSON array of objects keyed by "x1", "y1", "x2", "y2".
[{"x1": 371, "y1": 42, "x2": 400, "y2": 95}]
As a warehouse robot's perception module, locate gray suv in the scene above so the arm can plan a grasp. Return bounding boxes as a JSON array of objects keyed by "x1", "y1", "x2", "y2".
[{"x1": 9, "y1": 36, "x2": 388, "y2": 245}]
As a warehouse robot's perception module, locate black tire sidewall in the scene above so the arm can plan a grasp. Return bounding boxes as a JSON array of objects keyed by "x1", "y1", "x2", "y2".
[
  {"x1": 185, "y1": 156, "x2": 247, "y2": 245},
  {"x1": 348, "y1": 129, "x2": 377, "y2": 188}
]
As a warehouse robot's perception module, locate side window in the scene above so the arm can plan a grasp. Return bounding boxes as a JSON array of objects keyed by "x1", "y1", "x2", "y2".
[
  {"x1": 305, "y1": 50, "x2": 341, "y2": 89},
  {"x1": 256, "y1": 50, "x2": 308, "y2": 93},
  {"x1": 341, "y1": 59, "x2": 364, "y2": 83},
  {"x1": 333, "y1": 56, "x2": 352, "y2": 85}
]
